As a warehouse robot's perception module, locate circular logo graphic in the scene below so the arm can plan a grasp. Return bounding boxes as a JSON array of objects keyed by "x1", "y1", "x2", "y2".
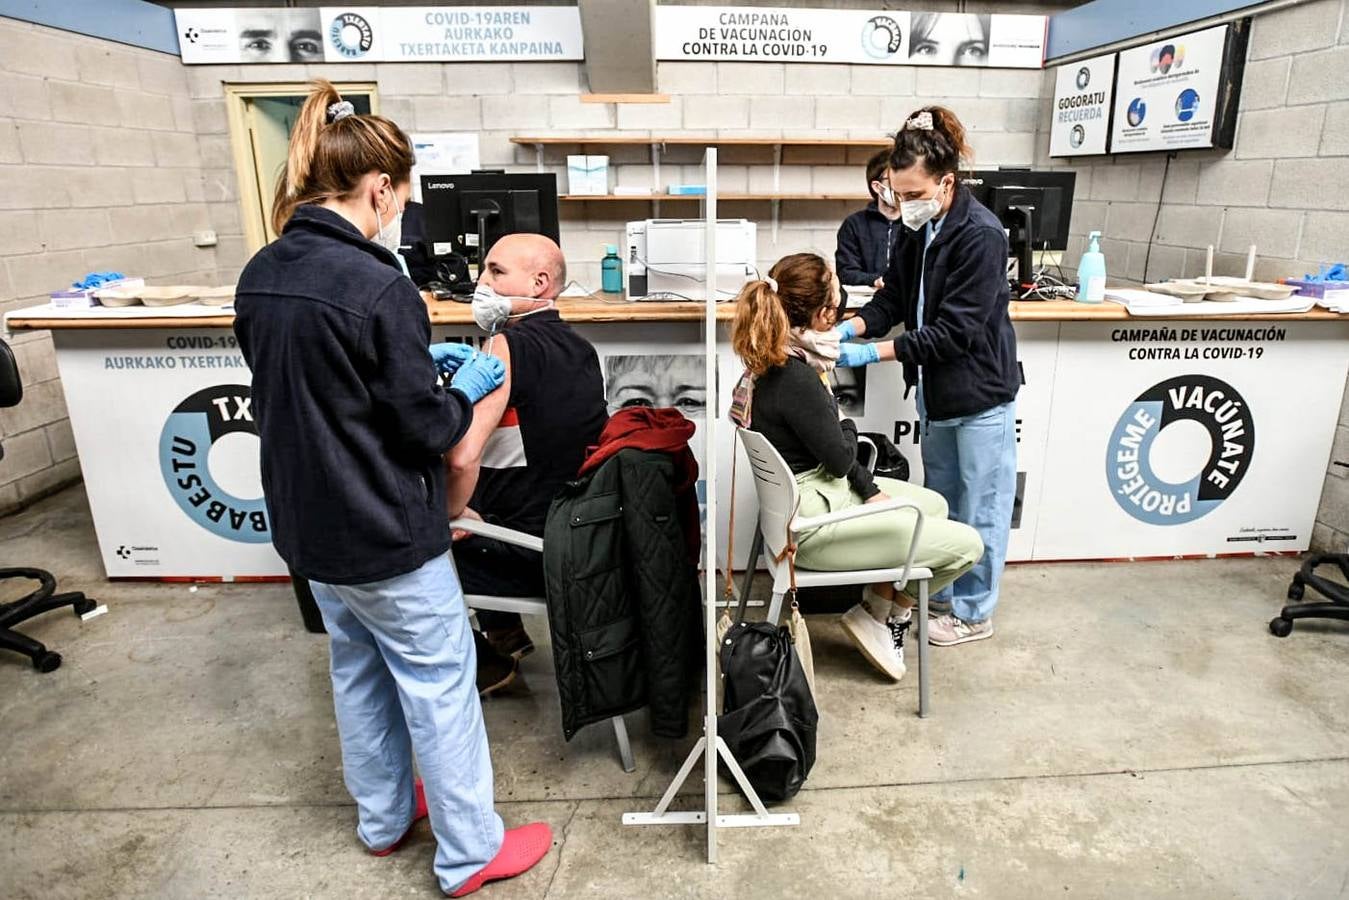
[
  {"x1": 1070, "y1": 124, "x2": 1086, "y2": 148},
  {"x1": 159, "y1": 385, "x2": 270, "y2": 543},
  {"x1": 183, "y1": 27, "x2": 200, "y2": 44},
  {"x1": 1127, "y1": 97, "x2": 1147, "y2": 127},
  {"x1": 1075, "y1": 66, "x2": 1091, "y2": 90},
  {"x1": 1176, "y1": 88, "x2": 1201, "y2": 123},
  {"x1": 861, "y1": 16, "x2": 903, "y2": 60},
  {"x1": 1106, "y1": 375, "x2": 1254, "y2": 526},
  {"x1": 329, "y1": 11, "x2": 373, "y2": 59}
]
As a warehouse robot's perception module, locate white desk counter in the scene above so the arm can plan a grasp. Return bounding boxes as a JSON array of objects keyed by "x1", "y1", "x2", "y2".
[{"x1": 8, "y1": 297, "x2": 1348, "y2": 578}]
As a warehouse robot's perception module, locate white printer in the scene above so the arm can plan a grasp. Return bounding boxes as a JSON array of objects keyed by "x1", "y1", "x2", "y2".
[{"x1": 625, "y1": 219, "x2": 757, "y2": 301}]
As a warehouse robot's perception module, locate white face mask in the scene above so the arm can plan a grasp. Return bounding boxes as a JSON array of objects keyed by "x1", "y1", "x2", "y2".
[
  {"x1": 900, "y1": 179, "x2": 949, "y2": 232},
  {"x1": 877, "y1": 184, "x2": 897, "y2": 209},
  {"x1": 373, "y1": 180, "x2": 403, "y2": 257},
  {"x1": 471, "y1": 283, "x2": 555, "y2": 334}
]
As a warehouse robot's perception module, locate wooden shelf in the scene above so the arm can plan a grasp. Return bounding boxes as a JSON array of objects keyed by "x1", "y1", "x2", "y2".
[
  {"x1": 561, "y1": 193, "x2": 869, "y2": 202},
  {"x1": 512, "y1": 136, "x2": 890, "y2": 148}
]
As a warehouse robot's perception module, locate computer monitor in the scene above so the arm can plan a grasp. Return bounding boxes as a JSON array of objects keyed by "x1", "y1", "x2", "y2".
[
  {"x1": 966, "y1": 169, "x2": 1076, "y2": 289},
  {"x1": 419, "y1": 172, "x2": 561, "y2": 270}
]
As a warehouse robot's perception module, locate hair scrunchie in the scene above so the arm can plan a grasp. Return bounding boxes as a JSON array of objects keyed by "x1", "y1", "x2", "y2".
[
  {"x1": 763, "y1": 276, "x2": 778, "y2": 292},
  {"x1": 326, "y1": 100, "x2": 355, "y2": 123},
  {"x1": 905, "y1": 110, "x2": 934, "y2": 131}
]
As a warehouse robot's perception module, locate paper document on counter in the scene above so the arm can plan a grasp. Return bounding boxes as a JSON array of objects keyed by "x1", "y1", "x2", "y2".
[{"x1": 1105, "y1": 288, "x2": 1180, "y2": 309}]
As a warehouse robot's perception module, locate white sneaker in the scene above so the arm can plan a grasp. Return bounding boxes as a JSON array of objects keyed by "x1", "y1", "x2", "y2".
[
  {"x1": 927, "y1": 613, "x2": 993, "y2": 646},
  {"x1": 841, "y1": 601, "x2": 906, "y2": 681},
  {"x1": 887, "y1": 609, "x2": 912, "y2": 673}
]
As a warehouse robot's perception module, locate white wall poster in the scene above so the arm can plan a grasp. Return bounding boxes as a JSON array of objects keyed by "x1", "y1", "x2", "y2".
[
  {"x1": 409, "y1": 133, "x2": 480, "y2": 204},
  {"x1": 654, "y1": 6, "x2": 1045, "y2": 68},
  {"x1": 1050, "y1": 53, "x2": 1116, "y2": 157},
  {"x1": 1109, "y1": 24, "x2": 1229, "y2": 153},
  {"x1": 175, "y1": 6, "x2": 584, "y2": 64}
]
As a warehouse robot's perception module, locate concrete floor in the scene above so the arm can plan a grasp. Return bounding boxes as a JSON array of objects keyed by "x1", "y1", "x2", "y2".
[{"x1": 2, "y1": 486, "x2": 1348, "y2": 899}]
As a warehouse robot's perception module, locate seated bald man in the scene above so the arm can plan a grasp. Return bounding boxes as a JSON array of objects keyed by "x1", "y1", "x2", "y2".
[{"x1": 446, "y1": 233, "x2": 608, "y2": 696}]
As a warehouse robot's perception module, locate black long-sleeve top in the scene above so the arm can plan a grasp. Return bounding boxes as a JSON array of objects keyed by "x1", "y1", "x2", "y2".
[
  {"x1": 749, "y1": 357, "x2": 879, "y2": 500},
  {"x1": 835, "y1": 203, "x2": 899, "y2": 287}
]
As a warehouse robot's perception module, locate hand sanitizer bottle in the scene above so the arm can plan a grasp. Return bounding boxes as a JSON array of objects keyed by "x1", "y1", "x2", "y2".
[
  {"x1": 601, "y1": 244, "x2": 623, "y2": 294},
  {"x1": 1076, "y1": 231, "x2": 1106, "y2": 303}
]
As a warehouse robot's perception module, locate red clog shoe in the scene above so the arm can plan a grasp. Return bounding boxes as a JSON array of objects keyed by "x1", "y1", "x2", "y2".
[
  {"x1": 448, "y1": 822, "x2": 553, "y2": 896},
  {"x1": 370, "y1": 779, "x2": 428, "y2": 857}
]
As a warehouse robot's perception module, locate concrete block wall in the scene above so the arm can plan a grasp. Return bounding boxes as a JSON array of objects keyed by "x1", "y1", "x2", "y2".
[
  {"x1": 1037, "y1": 0, "x2": 1349, "y2": 552},
  {"x1": 0, "y1": 18, "x2": 221, "y2": 514},
  {"x1": 200, "y1": 59, "x2": 1044, "y2": 288}
]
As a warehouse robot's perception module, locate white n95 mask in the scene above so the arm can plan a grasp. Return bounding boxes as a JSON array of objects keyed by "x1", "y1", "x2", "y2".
[
  {"x1": 471, "y1": 284, "x2": 555, "y2": 334},
  {"x1": 900, "y1": 179, "x2": 949, "y2": 232},
  {"x1": 471, "y1": 284, "x2": 514, "y2": 333},
  {"x1": 374, "y1": 183, "x2": 403, "y2": 257}
]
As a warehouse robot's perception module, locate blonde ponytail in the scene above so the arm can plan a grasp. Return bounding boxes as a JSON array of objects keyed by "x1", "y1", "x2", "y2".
[
  {"x1": 270, "y1": 79, "x2": 415, "y2": 236},
  {"x1": 732, "y1": 253, "x2": 835, "y2": 375},
  {"x1": 732, "y1": 281, "x2": 790, "y2": 376}
]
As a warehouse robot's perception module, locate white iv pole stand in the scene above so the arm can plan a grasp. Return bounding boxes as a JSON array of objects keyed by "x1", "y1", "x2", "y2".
[{"x1": 622, "y1": 148, "x2": 799, "y2": 859}]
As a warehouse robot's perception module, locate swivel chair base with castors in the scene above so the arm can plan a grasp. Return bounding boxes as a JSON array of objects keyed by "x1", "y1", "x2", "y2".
[
  {"x1": 0, "y1": 568, "x2": 101, "y2": 671},
  {"x1": 1269, "y1": 553, "x2": 1349, "y2": 637},
  {"x1": 0, "y1": 340, "x2": 104, "y2": 672}
]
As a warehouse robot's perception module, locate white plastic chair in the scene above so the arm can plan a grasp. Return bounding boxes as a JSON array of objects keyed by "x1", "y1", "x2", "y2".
[
  {"x1": 736, "y1": 428, "x2": 936, "y2": 717},
  {"x1": 449, "y1": 517, "x2": 636, "y2": 773}
]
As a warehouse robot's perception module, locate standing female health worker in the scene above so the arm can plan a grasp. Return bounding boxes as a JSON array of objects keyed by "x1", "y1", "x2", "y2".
[
  {"x1": 234, "y1": 81, "x2": 551, "y2": 896},
  {"x1": 835, "y1": 106, "x2": 1019, "y2": 647}
]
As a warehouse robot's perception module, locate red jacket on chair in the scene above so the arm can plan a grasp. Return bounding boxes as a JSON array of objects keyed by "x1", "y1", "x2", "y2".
[{"x1": 579, "y1": 407, "x2": 701, "y2": 565}]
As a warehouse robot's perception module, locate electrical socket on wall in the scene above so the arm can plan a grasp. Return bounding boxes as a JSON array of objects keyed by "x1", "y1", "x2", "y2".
[{"x1": 193, "y1": 230, "x2": 218, "y2": 248}]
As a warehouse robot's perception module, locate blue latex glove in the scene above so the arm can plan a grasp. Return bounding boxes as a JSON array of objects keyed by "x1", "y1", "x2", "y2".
[
  {"x1": 838, "y1": 342, "x2": 880, "y2": 368},
  {"x1": 72, "y1": 271, "x2": 126, "y2": 290},
  {"x1": 428, "y1": 341, "x2": 476, "y2": 379},
  {"x1": 834, "y1": 318, "x2": 860, "y2": 342},
  {"x1": 450, "y1": 350, "x2": 506, "y2": 403}
]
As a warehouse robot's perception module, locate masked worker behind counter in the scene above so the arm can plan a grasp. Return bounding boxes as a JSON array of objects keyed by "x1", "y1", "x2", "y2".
[{"x1": 233, "y1": 79, "x2": 551, "y2": 898}]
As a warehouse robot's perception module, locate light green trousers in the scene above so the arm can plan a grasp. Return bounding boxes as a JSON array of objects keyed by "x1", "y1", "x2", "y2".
[{"x1": 792, "y1": 469, "x2": 983, "y2": 599}]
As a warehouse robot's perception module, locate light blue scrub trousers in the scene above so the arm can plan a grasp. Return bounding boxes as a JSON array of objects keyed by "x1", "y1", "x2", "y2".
[
  {"x1": 309, "y1": 553, "x2": 504, "y2": 893},
  {"x1": 918, "y1": 397, "x2": 1018, "y2": 624}
]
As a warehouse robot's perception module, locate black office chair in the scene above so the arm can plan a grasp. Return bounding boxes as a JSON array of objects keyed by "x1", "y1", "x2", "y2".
[
  {"x1": 1270, "y1": 552, "x2": 1349, "y2": 637},
  {"x1": 0, "y1": 339, "x2": 99, "y2": 671}
]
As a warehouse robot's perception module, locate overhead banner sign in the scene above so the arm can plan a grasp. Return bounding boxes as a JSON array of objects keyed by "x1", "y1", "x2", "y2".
[
  {"x1": 175, "y1": 6, "x2": 584, "y2": 64},
  {"x1": 1049, "y1": 53, "x2": 1115, "y2": 157},
  {"x1": 1109, "y1": 23, "x2": 1233, "y2": 153},
  {"x1": 654, "y1": 6, "x2": 1046, "y2": 67}
]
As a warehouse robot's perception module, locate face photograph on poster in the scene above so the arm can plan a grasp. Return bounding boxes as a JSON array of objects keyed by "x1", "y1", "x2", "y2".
[
  {"x1": 908, "y1": 13, "x2": 990, "y2": 67},
  {"x1": 604, "y1": 354, "x2": 707, "y2": 420},
  {"x1": 830, "y1": 366, "x2": 867, "y2": 418},
  {"x1": 238, "y1": 8, "x2": 324, "y2": 62}
]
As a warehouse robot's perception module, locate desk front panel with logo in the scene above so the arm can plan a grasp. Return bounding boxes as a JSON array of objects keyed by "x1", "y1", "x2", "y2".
[
  {"x1": 1032, "y1": 321, "x2": 1349, "y2": 560},
  {"x1": 12, "y1": 301, "x2": 1349, "y2": 577}
]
